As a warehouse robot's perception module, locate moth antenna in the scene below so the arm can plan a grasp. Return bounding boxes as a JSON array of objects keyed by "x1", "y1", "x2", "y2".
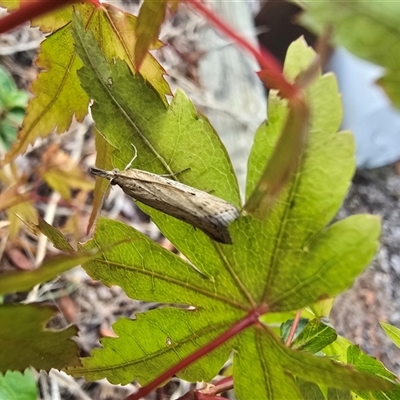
[{"x1": 124, "y1": 144, "x2": 138, "y2": 170}]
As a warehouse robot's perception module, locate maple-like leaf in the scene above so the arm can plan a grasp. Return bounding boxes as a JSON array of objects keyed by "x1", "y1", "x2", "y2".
[
  {"x1": 66, "y1": 17, "x2": 393, "y2": 397},
  {"x1": 71, "y1": 12, "x2": 241, "y2": 261},
  {"x1": 1, "y1": 1, "x2": 169, "y2": 166}
]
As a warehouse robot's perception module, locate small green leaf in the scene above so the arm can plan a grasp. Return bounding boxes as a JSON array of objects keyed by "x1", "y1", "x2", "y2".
[
  {"x1": 347, "y1": 345, "x2": 400, "y2": 399},
  {"x1": 0, "y1": 369, "x2": 37, "y2": 400},
  {"x1": 36, "y1": 217, "x2": 75, "y2": 252},
  {"x1": 0, "y1": 65, "x2": 17, "y2": 100},
  {"x1": 234, "y1": 328, "x2": 393, "y2": 399},
  {"x1": 0, "y1": 250, "x2": 99, "y2": 296},
  {"x1": 0, "y1": 66, "x2": 28, "y2": 149},
  {"x1": 0, "y1": 304, "x2": 80, "y2": 372},
  {"x1": 135, "y1": 0, "x2": 167, "y2": 68},
  {"x1": 281, "y1": 317, "x2": 309, "y2": 343},
  {"x1": 381, "y1": 322, "x2": 400, "y2": 349},
  {"x1": 291, "y1": 318, "x2": 337, "y2": 354}
]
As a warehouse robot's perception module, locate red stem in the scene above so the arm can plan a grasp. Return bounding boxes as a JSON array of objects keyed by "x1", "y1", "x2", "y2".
[
  {"x1": 126, "y1": 305, "x2": 267, "y2": 400},
  {"x1": 186, "y1": 0, "x2": 298, "y2": 99},
  {"x1": 285, "y1": 309, "x2": 302, "y2": 346}
]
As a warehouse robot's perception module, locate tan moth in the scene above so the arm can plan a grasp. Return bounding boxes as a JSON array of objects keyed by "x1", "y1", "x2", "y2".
[{"x1": 89, "y1": 167, "x2": 240, "y2": 244}]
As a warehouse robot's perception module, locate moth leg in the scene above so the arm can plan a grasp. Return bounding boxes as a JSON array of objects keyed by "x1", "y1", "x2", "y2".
[{"x1": 160, "y1": 167, "x2": 191, "y2": 179}]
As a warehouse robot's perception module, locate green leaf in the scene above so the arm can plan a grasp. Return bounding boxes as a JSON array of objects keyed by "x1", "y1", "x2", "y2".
[
  {"x1": 291, "y1": 318, "x2": 337, "y2": 354},
  {"x1": 36, "y1": 217, "x2": 75, "y2": 252},
  {"x1": 0, "y1": 304, "x2": 80, "y2": 372},
  {"x1": 0, "y1": 66, "x2": 28, "y2": 149},
  {"x1": 234, "y1": 328, "x2": 392, "y2": 399},
  {"x1": 0, "y1": 369, "x2": 37, "y2": 400},
  {"x1": 347, "y1": 345, "x2": 400, "y2": 399},
  {"x1": 1, "y1": 2, "x2": 168, "y2": 166},
  {"x1": 294, "y1": 0, "x2": 400, "y2": 108},
  {"x1": 281, "y1": 317, "x2": 309, "y2": 343},
  {"x1": 69, "y1": 308, "x2": 235, "y2": 385},
  {"x1": 72, "y1": 12, "x2": 241, "y2": 266},
  {"x1": 1, "y1": 20, "x2": 88, "y2": 165},
  {"x1": 324, "y1": 334, "x2": 353, "y2": 364},
  {"x1": 135, "y1": 0, "x2": 168, "y2": 68},
  {"x1": 0, "y1": 65, "x2": 17, "y2": 102},
  {"x1": 381, "y1": 322, "x2": 400, "y2": 349},
  {"x1": 71, "y1": 35, "x2": 387, "y2": 397},
  {"x1": 77, "y1": 2, "x2": 169, "y2": 99},
  {"x1": 0, "y1": 250, "x2": 99, "y2": 296}
]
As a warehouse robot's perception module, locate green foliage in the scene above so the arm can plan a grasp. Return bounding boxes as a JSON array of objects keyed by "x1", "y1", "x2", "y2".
[
  {"x1": 347, "y1": 345, "x2": 400, "y2": 399},
  {"x1": 381, "y1": 322, "x2": 400, "y2": 349},
  {"x1": 0, "y1": 1, "x2": 168, "y2": 167},
  {"x1": 294, "y1": 0, "x2": 400, "y2": 108},
  {"x1": 0, "y1": 250, "x2": 100, "y2": 296},
  {"x1": 0, "y1": 66, "x2": 28, "y2": 150},
  {"x1": 291, "y1": 319, "x2": 337, "y2": 354},
  {"x1": 0, "y1": 369, "x2": 37, "y2": 400},
  {"x1": 0, "y1": 305, "x2": 80, "y2": 372},
  {"x1": 72, "y1": 13, "x2": 241, "y2": 265},
  {"x1": 63, "y1": 15, "x2": 391, "y2": 398}
]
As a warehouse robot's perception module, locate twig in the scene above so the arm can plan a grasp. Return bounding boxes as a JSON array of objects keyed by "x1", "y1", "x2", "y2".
[{"x1": 285, "y1": 309, "x2": 302, "y2": 347}]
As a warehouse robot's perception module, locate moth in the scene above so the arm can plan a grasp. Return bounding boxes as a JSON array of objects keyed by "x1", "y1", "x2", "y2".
[{"x1": 89, "y1": 167, "x2": 240, "y2": 244}]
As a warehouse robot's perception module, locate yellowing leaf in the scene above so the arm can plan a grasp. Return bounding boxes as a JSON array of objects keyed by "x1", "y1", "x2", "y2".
[
  {"x1": 31, "y1": 4, "x2": 74, "y2": 32},
  {"x1": 82, "y1": 3, "x2": 169, "y2": 100},
  {"x1": 0, "y1": 0, "x2": 20, "y2": 11},
  {"x1": 1, "y1": 2, "x2": 169, "y2": 167},
  {"x1": 1, "y1": 22, "x2": 88, "y2": 166},
  {"x1": 22, "y1": 216, "x2": 75, "y2": 253},
  {"x1": 0, "y1": 183, "x2": 31, "y2": 210},
  {"x1": 87, "y1": 129, "x2": 113, "y2": 233},
  {"x1": 135, "y1": 0, "x2": 167, "y2": 69},
  {"x1": 38, "y1": 144, "x2": 93, "y2": 200},
  {"x1": 7, "y1": 201, "x2": 37, "y2": 239}
]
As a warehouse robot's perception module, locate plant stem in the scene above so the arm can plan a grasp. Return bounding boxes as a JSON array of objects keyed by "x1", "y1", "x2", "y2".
[
  {"x1": 127, "y1": 305, "x2": 268, "y2": 400},
  {"x1": 285, "y1": 309, "x2": 302, "y2": 346}
]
